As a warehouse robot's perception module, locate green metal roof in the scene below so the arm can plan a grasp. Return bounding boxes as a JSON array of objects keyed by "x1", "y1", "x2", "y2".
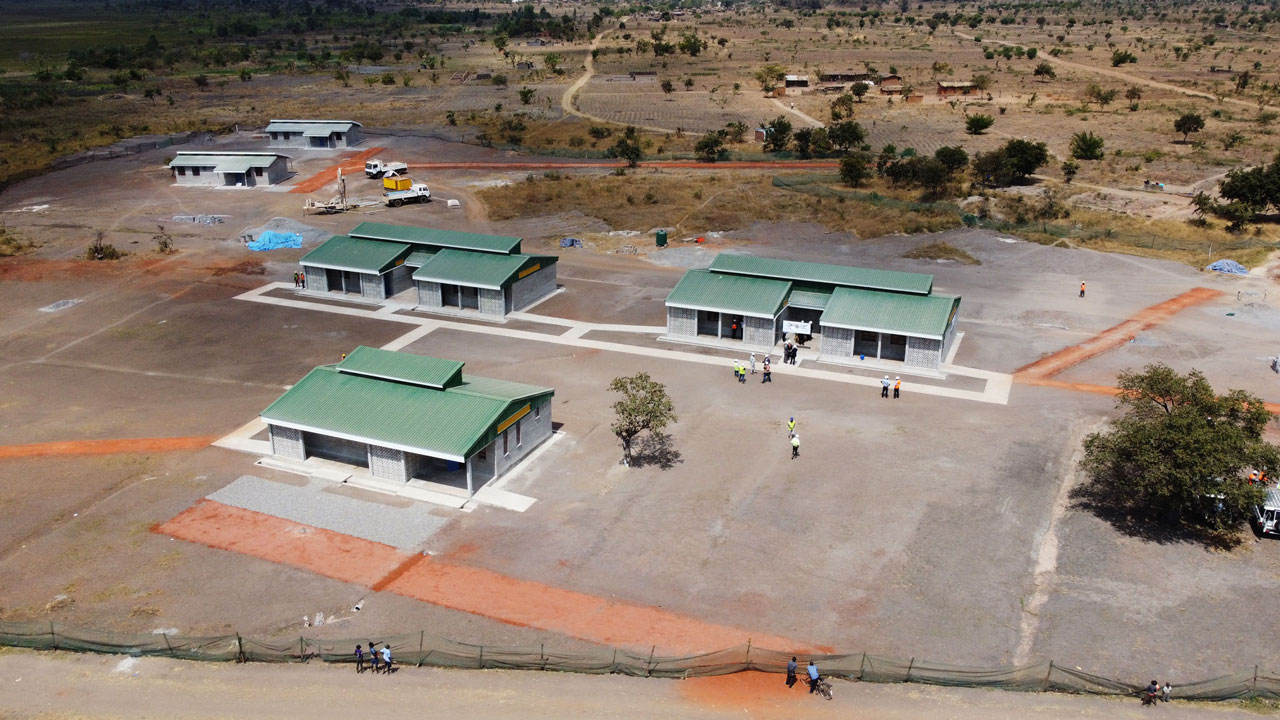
[
  {"x1": 665, "y1": 270, "x2": 791, "y2": 318},
  {"x1": 266, "y1": 120, "x2": 361, "y2": 133},
  {"x1": 350, "y1": 222, "x2": 522, "y2": 255},
  {"x1": 411, "y1": 249, "x2": 529, "y2": 289},
  {"x1": 819, "y1": 287, "x2": 960, "y2": 338},
  {"x1": 451, "y1": 375, "x2": 554, "y2": 403},
  {"x1": 299, "y1": 235, "x2": 410, "y2": 274},
  {"x1": 787, "y1": 290, "x2": 831, "y2": 310},
  {"x1": 404, "y1": 251, "x2": 436, "y2": 267},
  {"x1": 709, "y1": 253, "x2": 933, "y2": 295},
  {"x1": 261, "y1": 367, "x2": 507, "y2": 460},
  {"x1": 336, "y1": 346, "x2": 463, "y2": 388}
]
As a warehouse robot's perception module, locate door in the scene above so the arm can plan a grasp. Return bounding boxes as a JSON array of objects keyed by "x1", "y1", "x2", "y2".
[
  {"x1": 696, "y1": 310, "x2": 719, "y2": 335},
  {"x1": 441, "y1": 284, "x2": 460, "y2": 307},
  {"x1": 342, "y1": 271, "x2": 362, "y2": 294},
  {"x1": 882, "y1": 334, "x2": 907, "y2": 361},
  {"x1": 461, "y1": 286, "x2": 479, "y2": 310}
]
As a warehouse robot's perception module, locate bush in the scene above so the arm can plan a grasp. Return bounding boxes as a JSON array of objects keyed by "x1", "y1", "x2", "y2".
[
  {"x1": 839, "y1": 151, "x2": 873, "y2": 187},
  {"x1": 965, "y1": 114, "x2": 995, "y2": 135},
  {"x1": 86, "y1": 232, "x2": 124, "y2": 261},
  {"x1": 1070, "y1": 131, "x2": 1105, "y2": 160},
  {"x1": 380, "y1": 72, "x2": 396, "y2": 85}
]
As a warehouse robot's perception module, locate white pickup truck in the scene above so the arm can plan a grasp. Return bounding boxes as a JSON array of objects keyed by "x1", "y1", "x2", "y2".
[
  {"x1": 384, "y1": 183, "x2": 431, "y2": 207},
  {"x1": 365, "y1": 159, "x2": 409, "y2": 178}
]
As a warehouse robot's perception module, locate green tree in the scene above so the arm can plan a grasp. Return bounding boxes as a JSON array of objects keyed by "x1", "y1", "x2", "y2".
[
  {"x1": 762, "y1": 115, "x2": 793, "y2": 152},
  {"x1": 695, "y1": 131, "x2": 726, "y2": 162},
  {"x1": 850, "y1": 82, "x2": 869, "y2": 102},
  {"x1": 609, "y1": 372, "x2": 677, "y2": 467},
  {"x1": 754, "y1": 64, "x2": 786, "y2": 93},
  {"x1": 493, "y1": 33, "x2": 509, "y2": 53},
  {"x1": 828, "y1": 121, "x2": 866, "y2": 151},
  {"x1": 971, "y1": 73, "x2": 993, "y2": 91},
  {"x1": 934, "y1": 145, "x2": 969, "y2": 173},
  {"x1": 839, "y1": 151, "x2": 873, "y2": 186},
  {"x1": 660, "y1": 79, "x2": 674, "y2": 94},
  {"x1": 965, "y1": 114, "x2": 995, "y2": 134},
  {"x1": 972, "y1": 139, "x2": 1049, "y2": 186},
  {"x1": 1085, "y1": 84, "x2": 1118, "y2": 107},
  {"x1": 544, "y1": 53, "x2": 562, "y2": 73},
  {"x1": 1111, "y1": 49, "x2": 1137, "y2": 66},
  {"x1": 608, "y1": 126, "x2": 643, "y2": 167},
  {"x1": 1079, "y1": 364, "x2": 1277, "y2": 538},
  {"x1": 1061, "y1": 159, "x2": 1079, "y2": 182},
  {"x1": 519, "y1": 87, "x2": 535, "y2": 105},
  {"x1": 1033, "y1": 62, "x2": 1056, "y2": 80},
  {"x1": 1175, "y1": 112, "x2": 1205, "y2": 142},
  {"x1": 724, "y1": 121, "x2": 748, "y2": 144},
  {"x1": 192, "y1": 74, "x2": 210, "y2": 90},
  {"x1": 678, "y1": 30, "x2": 706, "y2": 56},
  {"x1": 1070, "y1": 131, "x2": 1105, "y2": 160}
]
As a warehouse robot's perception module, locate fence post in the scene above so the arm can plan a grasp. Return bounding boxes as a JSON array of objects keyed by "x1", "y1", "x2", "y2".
[
  {"x1": 419, "y1": 631, "x2": 424, "y2": 665},
  {"x1": 745, "y1": 638, "x2": 752, "y2": 667},
  {"x1": 647, "y1": 645, "x2": 656, "y2": 677},
  {"x1": 1254, "y1": 665, "x2": 1259, "y2": 695},
  {"x1": 541, "y1": 642, "x2": 547, "y2": 671},
  {"x1": 49, "y1": 622, "x2": 57, "y2": 651},
  {"x1": 478, "y1": 645, "x2": 484, "y2": 669},
  {"x1": 1043, "y1": 661, "x2": 1053, "y2": 691},
  {"x1": 299, "y1": 637, "x2": 305, "y2": 663},
  {"x1": 611, "y1": 648, "x2": 618, "y2": 671},
  {"x1": 905, "y1": 656, "x2": 915, "y2": 683},
  {"x1": 162, "y1": 633, "x2": 176, "y2": 658},
  {"x1": 858, "y1": 653, "x2": 867, "y2": 681},
  {"x1": 236, "y1": 634, "x2": 245, "y2": 663}
]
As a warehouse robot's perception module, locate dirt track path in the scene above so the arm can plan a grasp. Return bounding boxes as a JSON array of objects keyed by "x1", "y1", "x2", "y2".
[
  {"x1": 560, "y1": 16, "x2": 679, "y2": 135},
  {"x1": 0, "y1": 651, "x2": 1256, "y2": 720}
]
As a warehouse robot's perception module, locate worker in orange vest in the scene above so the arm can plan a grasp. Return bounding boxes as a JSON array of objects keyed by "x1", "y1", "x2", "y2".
[
  {"x1": 1249, "y1": 471, "x2": 1259, "y2": 485},
  {"x1": 1079, "y1": 281, "x2": 1086, "y2": 298}
]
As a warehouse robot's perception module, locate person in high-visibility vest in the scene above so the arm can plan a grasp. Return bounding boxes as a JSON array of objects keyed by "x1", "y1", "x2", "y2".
[
  {"x1": 791, "y1": 433, "x2": 800, "y2": 459},
  {"x1": 1080, "y1": 281, "x2": 1086, "y2": 298},
  {"x1": 1249, "y1": 471, "x2": 1259, "y2": 485},
  {"x1": 787, "y1": 416, "x2": 796, "y2": 437},
  {"x1": 893, "y1": 377, "x2": 901, "y2": 399}
]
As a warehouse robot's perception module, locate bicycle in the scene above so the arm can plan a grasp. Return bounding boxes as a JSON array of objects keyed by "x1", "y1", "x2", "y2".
[{"x1": 810, "y1": 677, "x2": 833, "y2": 700}]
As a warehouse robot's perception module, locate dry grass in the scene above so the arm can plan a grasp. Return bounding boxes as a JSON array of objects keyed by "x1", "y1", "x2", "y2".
[
  {"x1": 479, "y1": 172, "x2": 960, "y2": 238},
  {"x1": 904, "y1": 242, "x2": 981, "y2": 265}
]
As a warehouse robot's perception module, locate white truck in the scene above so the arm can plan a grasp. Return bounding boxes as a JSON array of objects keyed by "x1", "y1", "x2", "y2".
[
  {"x1": 364, "y1": 159, "x2": 409, "y2": 178},
  {"x1": 384, "y1": 183, "x2": 431, "y2": 207},
  {"x1": 1253, "y1": 486, "x2": 1280, "y2": 538}
]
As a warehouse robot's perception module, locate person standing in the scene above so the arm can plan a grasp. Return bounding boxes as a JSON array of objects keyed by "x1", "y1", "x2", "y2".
[
  {"x1": 380, "y1": 644, "x2": 392, "y2": 675},
  {"x1": 787, "y1": 416, "x2": 796, "y2": 438},
  {"x1": 354, "y1": 644, "x2": 365, "y2": 673},
  {"x1": 881, "y1": 375, "x2": 891, "y2": 398},
  {"x1": 749, "y1": 352, "x2": 757, "y2": 375},
  {"x1": 1079, "y1": 281, "x2": 1086, "y2": 298},
  {"x1": 739, "y1": 360, "x2": 748, "y2": 383},
  {"x1": 369, "y1": 642, "x2": 382, "y2": 673},
  {"x1": 300, "y1": 271, "x2": 305, "y2": 289},
  {"x1": 1162, "y1": 682, "x2": 1171, "y2": 702},
  {"x1": 785, "y1": 341, "x2": 795, "y2": 365},
  {"x1": 791, "y1": 433, "x2": 800, "y2": 459},
  {"x1": 786, "y1": 656, "x2": 799, "y2": 688},
  {"x1": 893, "y1": 377, "x2": 901, "y2": 399},
  {"x1": 762, "y1": 356, "x2": 772, "y2": 383},
  {"x1": 732, "y1": 358, "x2": 740, "y2": 382},
  {"x1": 807, "y1": 661, "x2": 820, "y2": 694}
]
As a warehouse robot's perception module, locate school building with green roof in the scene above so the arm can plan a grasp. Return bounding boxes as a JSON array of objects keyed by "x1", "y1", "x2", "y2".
[
  {"x1": 262, "y1": 346, "x2": 554, "y2": 496},
  {"x1": 664, "y1": 254, "x2": 961, "y2": 371}
]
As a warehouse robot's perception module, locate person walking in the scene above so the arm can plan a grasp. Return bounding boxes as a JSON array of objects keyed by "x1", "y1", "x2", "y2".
[
  {"x1": 784, "y1": 341, "x2": 795, "y2": 365},
  {"x1": 881, "y1": 375, "x2": 891, "y2": 398},
  {"x1": 762, "y1": 356, "x2": 772, "y2": 383},
  {"x1": 1079, "y1": 281, "x2": 1086, "y2": 298},
  {"x1": 807, "y1": 661, "x2": 820, "y2": 694},
  {"x1": 300, "y1": 271, "x2": 305, "y2": 289},
  {"x1": 787, "y1": 416, "x2": 796, "y2": 438},
  {"x1": 893, "y1": 377, "x2": 901, "y2": 399},
  {"x1": 380, "y1": 644, "x2": 392, "y2": 675},
  {"x1": 749, "y1": 352, "x2": 757, "y2": 375},
  {"x1": 786, "y1": 656, "x2": 799, "y2": 688},
  {"x1": 354, "y1": 644, "x2": 365, "y2": 673},
  {"x1": 732, "y1": 358, "x2": 740, "y2": 382},
  {"x1": 791, "y1": 433, "x2": 800, "y2": 459},
  {"x1": 369, "y1": 642, "x2": 382, "y2": 673}
]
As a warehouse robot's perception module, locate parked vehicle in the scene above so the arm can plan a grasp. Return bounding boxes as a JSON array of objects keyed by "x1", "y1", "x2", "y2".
[
  {"x1": 383, "y1": 176, "x2": 414, "y2": 191},
  {"x1": 384, "y1": 183, "x2": 431, "y2": 207},
  {"x1": 1253, "y1": 486, "x2": 1280, "y2": 537},
  {"x1": 365, "y1": 159, "x2": 409, "y2": 178}
]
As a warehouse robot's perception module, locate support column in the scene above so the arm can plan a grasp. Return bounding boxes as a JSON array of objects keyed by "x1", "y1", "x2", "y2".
[
  {"x1": 876, "y1": 332, "x2": 882, "y2": 359},
  {"x1": 716, "y1": 312, "x2": 722, "y2": 339},
  {"x1": 466, "y1": 458, "x2": 474, "y2": 497}
]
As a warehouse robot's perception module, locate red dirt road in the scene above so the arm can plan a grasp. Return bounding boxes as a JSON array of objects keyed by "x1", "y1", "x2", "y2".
[
  {"x1": 402, "y1": 160, "x2": 842, "y2": 171},
  {"x1": 156, "y1": 500, "x2": 820, "y2": 655},
  {"x1": 289, "y1": 146, "x2": 386, "y2": 194},
  {"x1": 0, "y1": 435, "x2": 217, "y2": 460}
]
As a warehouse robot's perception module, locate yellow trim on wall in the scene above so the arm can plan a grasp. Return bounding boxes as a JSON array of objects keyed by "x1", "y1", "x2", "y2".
[
  {"x1": 496, "y1": 404, "x2": 531, "y2": 434},
  {"x1": 517, "y1": 263, "x2": 541, "y2": 279}
]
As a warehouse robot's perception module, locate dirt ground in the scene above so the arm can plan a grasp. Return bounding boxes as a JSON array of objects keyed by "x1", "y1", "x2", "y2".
[{"x1": 2, "y1": 136, "x2": 1280, "y2": 689}]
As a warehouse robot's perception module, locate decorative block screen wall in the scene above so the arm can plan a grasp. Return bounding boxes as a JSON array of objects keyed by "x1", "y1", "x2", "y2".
[
  {"x1": 667, "y1": 307, "x2": 697, "y2": 336},
  {"x1": 369, "y1": 444, "x2": 408, "y2": 482},
  {"x1": 822, "y1": 326, "x2": 855, "y2": 358},
  {"x1": 416, "y1": 281, "x2": 443, "y2": 308},
  {"x1": 269, "y1": 425, "x2": 305, "y2": 460},
  {"x1": 906, "y1": 336, "x2": 942, "y2": 369}
]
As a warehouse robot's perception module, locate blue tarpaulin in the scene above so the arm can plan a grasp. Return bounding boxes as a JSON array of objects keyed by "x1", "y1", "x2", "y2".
[
  {"x1": 247, "y1": 231, "x2": 303, "y2": 251},
  {"x1": 1206, "y1": 259, "x2": 1248, "y2": 275}
]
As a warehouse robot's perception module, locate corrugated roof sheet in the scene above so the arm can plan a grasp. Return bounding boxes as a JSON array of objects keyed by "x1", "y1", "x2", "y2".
[
  {"x1": 261, "y1": 367, "x2": 505, "y2": 459},
  {"x1": 411, "y1": 249, "x2": 528, "y2": 289},
  {"x1": 169, "y1": 152, "x2": 286, "y2": 170},
  {"x1": 350, "y1": 222, "x2": 521, "y2": 255},
  {"x1": 299, "y1": 235, "x2": 409, "y2": 273},
  {"x1": 710, "y1": 254, "x2": 933, "y2": 295},
  {"x1": 451, "y1": 375, "x2": 555, "y2": 402},
  {"x1": 265, "y1": 120, "x2": 361, "y2": 133},
  {"x1": 787, "y1": 290, "x2": 831, "y2": 309},
  {"x1": 404, "y1": 251, "x2": 436, "y2": 267},
  {"x1": 819, "y1": 287, "x2": 959, "y2": 337},
  {"x1": 336, "y1": 346, "x2": 463, "y2": 388},
  {"x1": 666, "y1": 270, "x2": 791, "y2": 318}
]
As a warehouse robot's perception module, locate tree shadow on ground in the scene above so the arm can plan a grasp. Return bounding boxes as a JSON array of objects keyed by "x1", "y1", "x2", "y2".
[
  {"x1": 629, "y1": 432, "x2": 683, "y2": 470},
  {"x1": 1069, "y1": 481, "x2": 1244, "y2": 551}
]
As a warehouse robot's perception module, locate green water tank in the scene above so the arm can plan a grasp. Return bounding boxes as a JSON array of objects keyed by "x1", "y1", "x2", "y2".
[{"x1": 656, "y1": 230, "x2": 668, "y2": 247}]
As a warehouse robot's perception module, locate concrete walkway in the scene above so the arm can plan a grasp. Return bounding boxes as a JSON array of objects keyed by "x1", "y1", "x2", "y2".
[{"x1": 235, "y1": 283, "x2": 1012, "y2": 405}]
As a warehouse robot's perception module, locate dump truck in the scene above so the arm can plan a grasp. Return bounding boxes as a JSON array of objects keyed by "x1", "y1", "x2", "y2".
[
  {"x1": 364, "y1": 159, "x2": 409, "y2": 178},
  {"x1": 383, "y1": 175, "x2": 414, "y2": 191},
  {"x1": 384, "y1": 183, "x2": 431, "y2": 207}
]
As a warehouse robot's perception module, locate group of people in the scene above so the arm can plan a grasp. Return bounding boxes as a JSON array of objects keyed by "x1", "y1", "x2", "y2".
[
  {"x1": 733, "y1": 353, "x2": 772, "y2": 384},
  {"x1": 788, "y1": 416, "x2": 799, "y2": 459},
  {"x1": 785, "y1": 657, "x2": 824, "y2": 694},
  {"x1": 879, "y1": 376, "x2": 901, "y2": 399},
  {"x1": 354, "y1": 643, "x2": 393, "y2": 674},
  {"x1": 1144, "y1": 680, "x2": 1172, "y2": 704},
  {"x1": 781, "y1": 340, "x2": 801, "y2": 365},
  {"x1": 292, "y1": 272, "x2": 308, "y2": 289}
]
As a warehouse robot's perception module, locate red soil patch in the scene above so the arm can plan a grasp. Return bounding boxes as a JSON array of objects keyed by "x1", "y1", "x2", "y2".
[
  {"x1": 155, "y1": 500, "x2": 409, "y2": 587},
  {"x1": 155, "y1": 500, "x2": 821, "y2": 656},
  {"x1": 679, "y1": 671, "x2": 814, "y2": 712},
  {"x1": 0, "y1": 435, "x2": 217, "y2": 460},
  {"x1": 403, "y1": 160, "x2": 841, "y2": 171},
  {"x1": 1014, "y1": 287, "x2": 1222, "y2": 380},
  {"x1": 289, "y1": 147, "x2": 386, "y2": 194}
]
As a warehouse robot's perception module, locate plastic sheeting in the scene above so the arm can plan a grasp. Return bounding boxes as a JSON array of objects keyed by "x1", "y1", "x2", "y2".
[
  {"x1": 247, "y1": 231, "x2": 303, "y2": 251},
  {"x1": 2, "y1": 621, "x2": 1277, "y2": 701},
  {"x1": 1207, "y1": 259, "x2": 1248, "y2": 275}
]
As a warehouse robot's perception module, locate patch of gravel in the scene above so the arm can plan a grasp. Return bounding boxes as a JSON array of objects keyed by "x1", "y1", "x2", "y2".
[
  {"x1": 208, "y1": 475, "x2": 448, "y2": 550},
  {"x1": 242, "y1": 217, "x2": 331, "y2": 247}
]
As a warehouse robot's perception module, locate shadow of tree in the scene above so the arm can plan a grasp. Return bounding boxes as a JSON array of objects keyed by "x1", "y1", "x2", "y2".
[
  {"x1": 1069, "y1": 481, "x2": 1244, "y2": 551},
  {"x1": 629, "y1": 432, "x2": 683, "y2": 470}
]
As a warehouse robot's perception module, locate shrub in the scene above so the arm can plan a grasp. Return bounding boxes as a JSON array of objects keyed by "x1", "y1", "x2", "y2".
[
  {"x1": 1070, "y1": 131, "x2": 1105, "y2": 160},
  {"x1": 965, "y1": 114, "x2": 995, "y2": 134}
]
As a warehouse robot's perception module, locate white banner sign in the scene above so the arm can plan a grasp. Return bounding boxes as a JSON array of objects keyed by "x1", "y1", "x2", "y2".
[{"x1": 782, "y1": 320, "x2": 811, "y2": 334}]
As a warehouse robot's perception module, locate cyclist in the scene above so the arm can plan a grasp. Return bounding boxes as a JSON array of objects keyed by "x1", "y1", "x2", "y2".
[{"x1": 807, "y1": 660, "x2": 821, "y2": 694}]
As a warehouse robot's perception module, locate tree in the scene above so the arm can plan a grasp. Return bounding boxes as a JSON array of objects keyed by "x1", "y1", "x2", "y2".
[
  {"x1": 1085, "y1": 84, "x2": 1117, "y2": 108},
  {"x1": 1033, "y1": 62, "x2": 1056, "y2": 80},
  {"x1": 1070, "y1": 131, "x2": 1105, "y2": 160},
  {"x1": 971, "y1": 73, "x2": 993, "y2": 91},
  {"x1": 972, "y1": 139, "x2": 1049, "y2": 186},
  {"x1": 830, "y1": 92, "x2": 855, "y2": 120},
  {"x1": 1079, "y1": 364, "x2": 1278, "y2": 539},
  {"x1": 934, "y1": 145, "x2": 969, "y2": 173},
  {"x1": 754, "y1": 64, "x2": 786, "y2": 93},
  {"x1": 1174, "y1": 112, "x2": 1205, "y2": 142},
  {"x1": 965, "y1": 114, "x2": 995, "y2": 134},
  {"x1": 1111, "y1": 49, "x2": 1137, "y2": 66},
  {"x1": 850, "y1": 82, "x2": 869, "y2": 102},
  {"x1": 1061, "y1": 160, "x2": 1079, "y2": 182},
  {"x1": 607, "y1": 127, "x2": 643, "y2": 167},
  {"x1": 695, "y1": 131, "x2": 727, "y2": 162},
  {"x1": 828, "y1": 121, "x2": 866, "y2": 151},
  {"x1": 493, "y1": 33, "x2": 509, "y2": 53},
  {"x1": 793, "y1": 128, "x2": 815, "y2": 158},
  {"x1": 678, "y1": 30, "x2": 706, "y2": 56},
  {"x1": 544, "y1": 53, "x2": 562, "y2": 73},
  {"x1": 683, "y1": 77, "x2": 694, "y2": 91},
  {"x1": 660, "y1": 79, "x2": 674, "y2": 94},
  {"x1": 519, "y1": 87, "x2": 535, "y2": 105},
  {"x1": 1125, "y1": 86, "x2": 1142, "y2": 102},
  {"x1": 192, "y1": 74, "x2": 209, "y2": 90},
  {"x1": 609, "y1": 372, "x2": 677, "y2": 467},
  {"x1": 724, "y1": 121, "x2": 747, "y2": 144},
  {"x1": 762, "y1": 115, "x2": 792, "y2": 152},
  {"x1": 839, "y1": 151, "x2": 873, "y2": 186}
]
